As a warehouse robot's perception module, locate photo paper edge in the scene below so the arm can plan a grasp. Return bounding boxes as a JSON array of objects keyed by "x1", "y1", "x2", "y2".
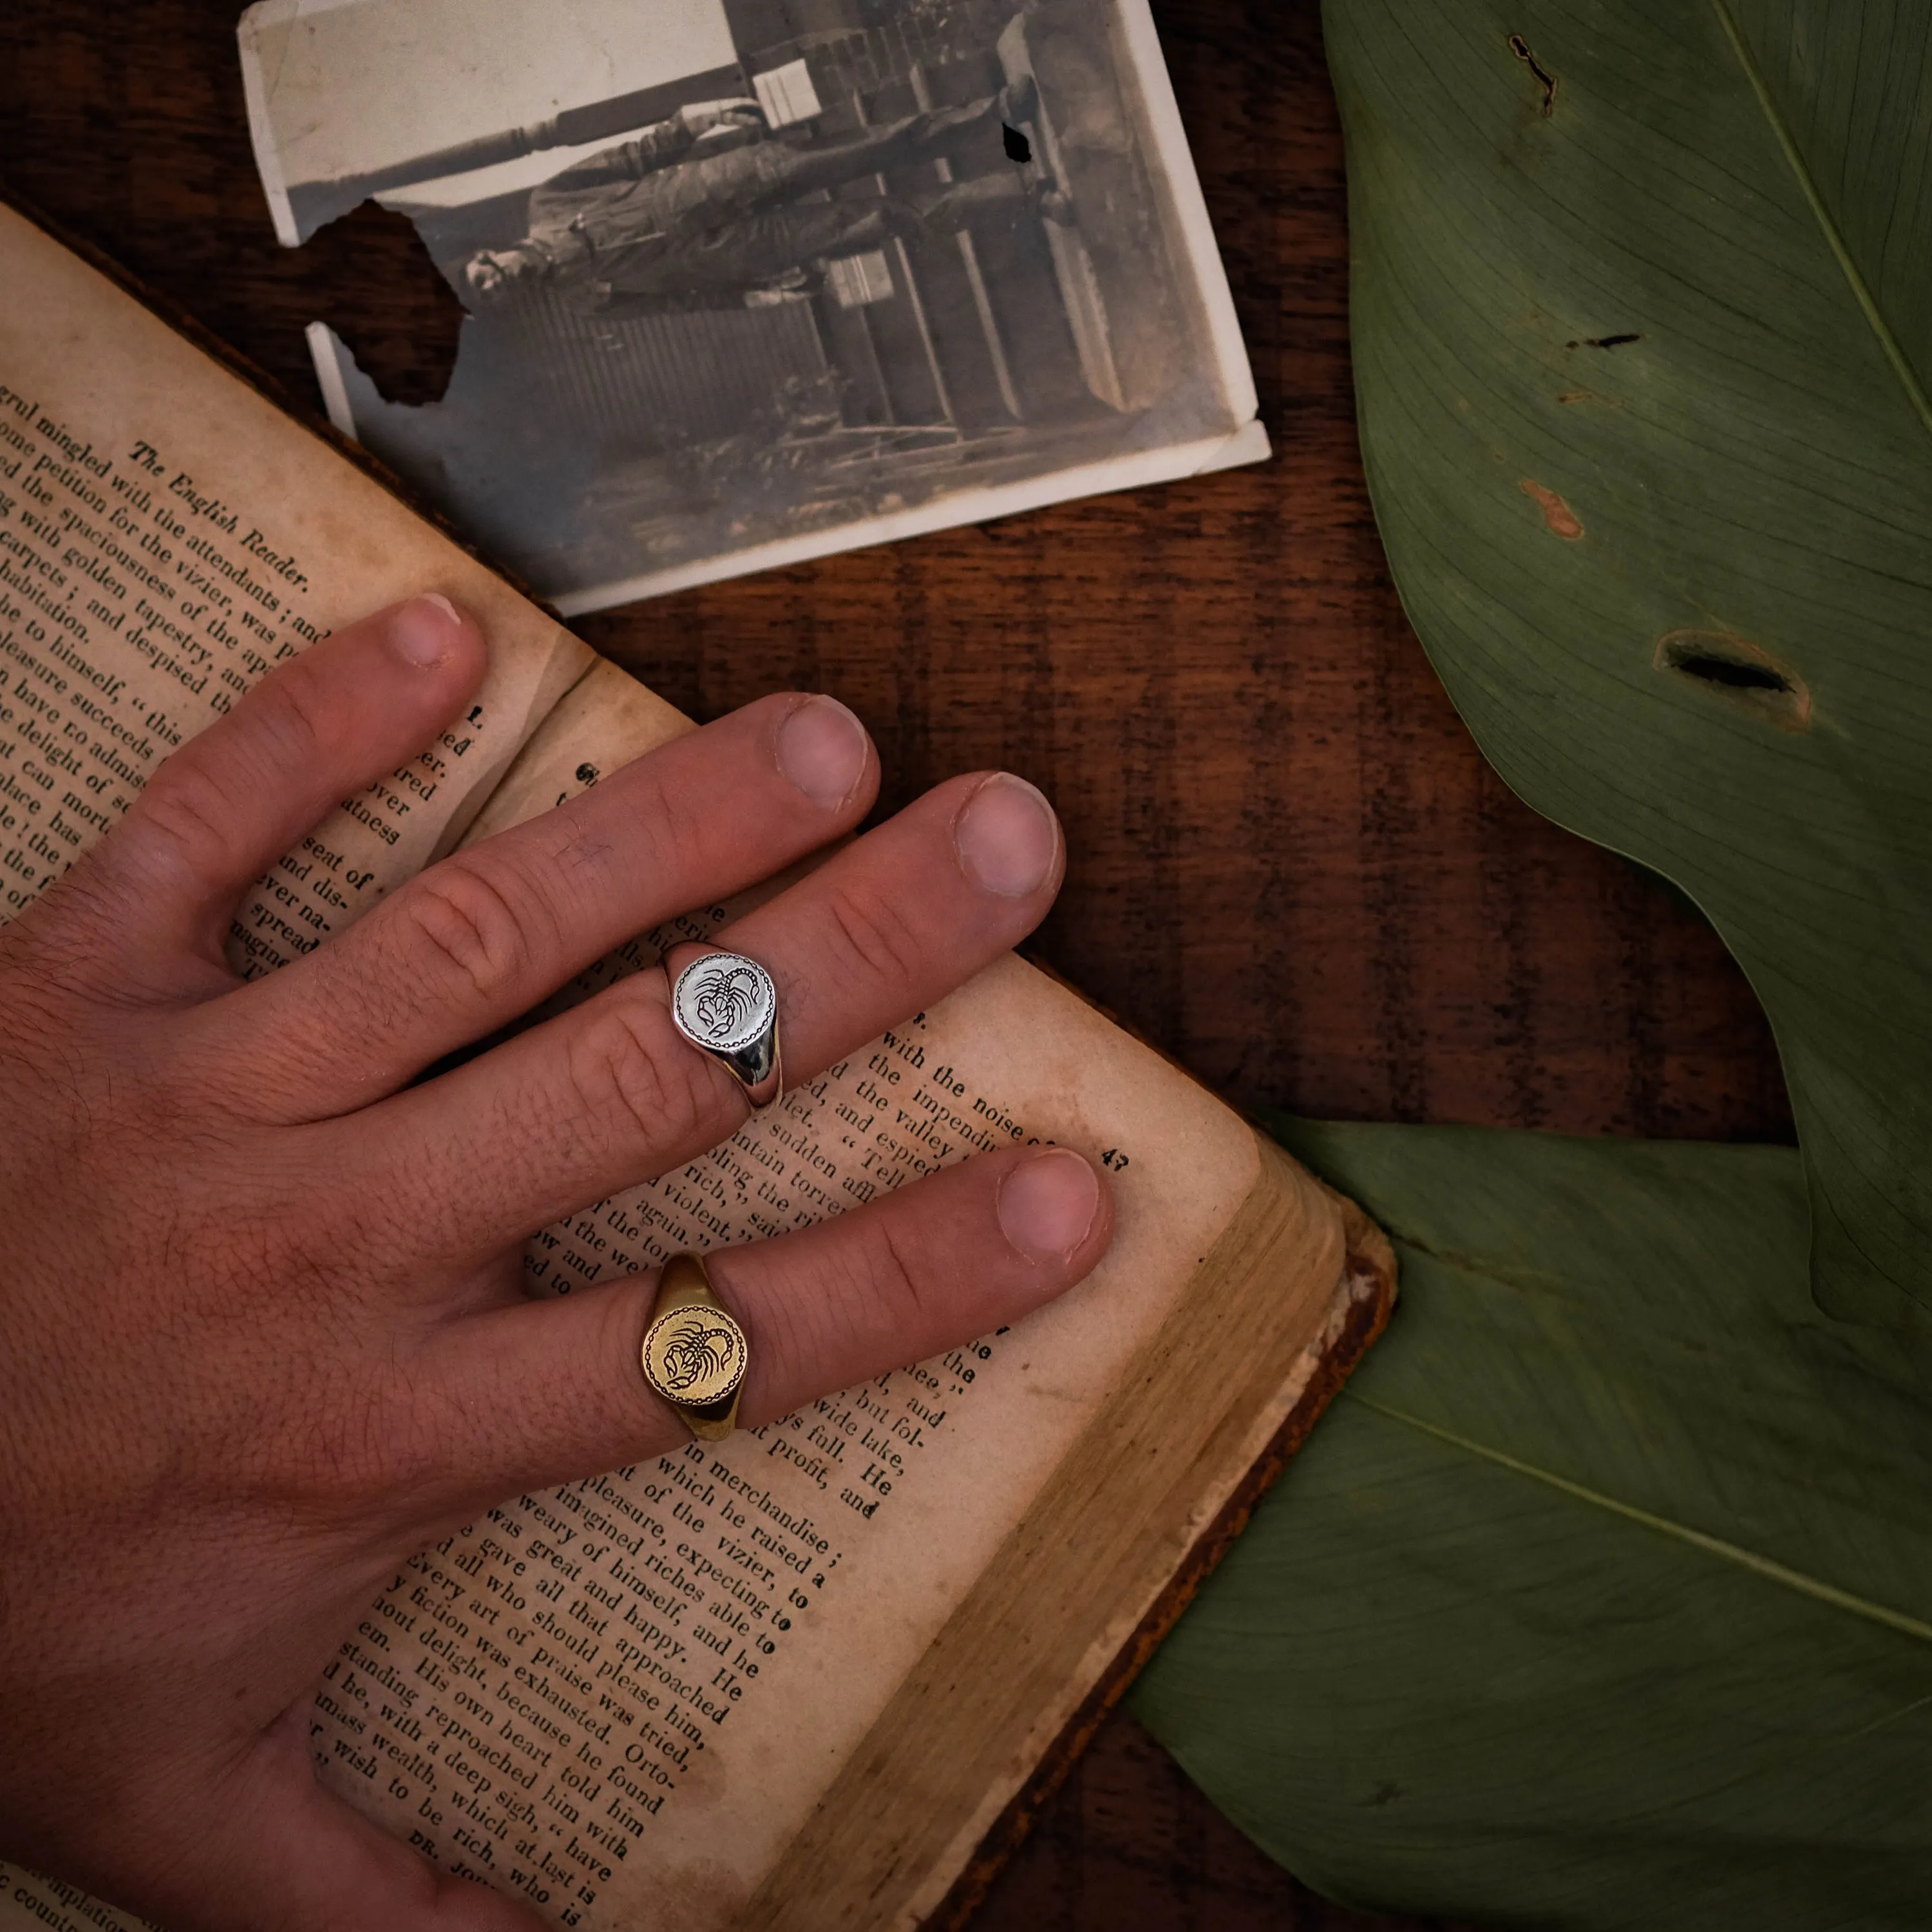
[
  {"x1": 550, "y1": 421, "x2": 1273, "y2": 617},
  {"x1": 304, "y1": 321, "x2": 360, "y2": 439},
  {"x1": 1112, "y1": 0, "x2": 1261, "y2": 426},
  {"x1": 234, "y1": 1, "x2": 303, "y2": 251}
]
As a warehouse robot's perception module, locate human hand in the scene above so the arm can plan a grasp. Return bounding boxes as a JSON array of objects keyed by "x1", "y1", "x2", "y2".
[
  {"x1": 676, "y1": 97, "x2": 767, "y2": 139},
  {"x1": 0, "y1": 595, "x2": 1112, "y2": 1931}
]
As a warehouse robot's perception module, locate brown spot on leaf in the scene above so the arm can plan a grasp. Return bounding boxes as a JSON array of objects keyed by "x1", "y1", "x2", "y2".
[{"x1": 1520, "y1": 479, "x2": 1584, "y2": 539}]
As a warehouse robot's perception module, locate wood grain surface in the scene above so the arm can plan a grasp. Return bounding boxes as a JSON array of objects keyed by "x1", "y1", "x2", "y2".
[{"x1": 0, "y1": 1, "x2": 1792, "y2": 1926}]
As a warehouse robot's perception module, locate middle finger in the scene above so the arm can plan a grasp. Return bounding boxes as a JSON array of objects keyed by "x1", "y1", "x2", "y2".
[{"x1": 200, "y1": 691, "x2": 878, "y2": 1117}]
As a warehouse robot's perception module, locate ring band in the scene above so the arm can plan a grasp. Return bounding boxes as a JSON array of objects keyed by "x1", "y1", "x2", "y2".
[
  {"x1": 669, "y1": 948, "x2": 784, "y2": 1108},
  {"x1": 641, "y1": 1253, "x2": 748, "y2": 1441}
]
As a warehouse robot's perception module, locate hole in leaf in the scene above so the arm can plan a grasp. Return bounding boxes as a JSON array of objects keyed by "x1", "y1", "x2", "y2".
[
  {"x1": 1508, "y1": 33, "x2": 1557, "y2": 117},
  {"x1": 1655, "y1": 630, "x2": 1811, "y2": 728},
  {"x1": 1003, "y1": 123, "x2": 1032, "y2": 164},
  {"x1": 1671, "y1": 655, "x2": 1787, "y2": 692}
]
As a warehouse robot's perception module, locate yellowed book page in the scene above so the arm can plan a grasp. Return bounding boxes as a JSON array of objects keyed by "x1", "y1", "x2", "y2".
[
  {"x1": 462, "y1": 655, "x2": 694, "y2": 846},
  {"x1": 0, "y1": 203, "x2": 592, "y2": 961}
]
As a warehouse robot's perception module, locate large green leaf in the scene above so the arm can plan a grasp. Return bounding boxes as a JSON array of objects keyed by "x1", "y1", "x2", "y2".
[
  {"x1": 1318, "y1": 0, "x2": 1932, "y2": 1327},
  {"x1": 1133, "y1": 1120, "x2": 1932, "y2": 1929}
]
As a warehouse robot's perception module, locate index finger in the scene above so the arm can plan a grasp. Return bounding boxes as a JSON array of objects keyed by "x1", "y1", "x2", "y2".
[{"x1": 35, "y1": 596, "x2": 484, "y2": 990}]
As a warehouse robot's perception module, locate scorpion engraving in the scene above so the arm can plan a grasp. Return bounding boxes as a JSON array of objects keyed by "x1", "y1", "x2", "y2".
[
  {"x1": 658, "y1": 1315, "x2": 741, "y2": 1394},
  {"x1": 688, "y1": 963, "x2": 764, "y2": 1042}
]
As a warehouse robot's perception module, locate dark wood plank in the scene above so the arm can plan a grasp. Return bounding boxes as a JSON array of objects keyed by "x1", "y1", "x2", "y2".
[
  {"x1": 0, "y1": 3, "x2": 1792, "y2": 1927},
  {"x1": 972, "y1": 1711, "x2": 1486, "y2": 1932}
]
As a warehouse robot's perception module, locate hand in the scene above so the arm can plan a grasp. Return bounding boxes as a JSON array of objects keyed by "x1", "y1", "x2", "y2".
[
  {"x1": 675, "y1": 97, "x2": 767, "y2": 138},
  {"x1": 0, "y1": 596, "x2": 1112, "y2": 1931}
]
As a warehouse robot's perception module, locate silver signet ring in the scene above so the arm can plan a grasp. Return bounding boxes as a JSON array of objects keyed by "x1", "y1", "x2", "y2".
[{"x1": 669, "y1": 949, "x2": 783, "y2": 1107}]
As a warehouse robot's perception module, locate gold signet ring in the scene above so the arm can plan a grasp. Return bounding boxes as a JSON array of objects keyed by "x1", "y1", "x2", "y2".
[
  {"x1": 641, "y1": 1252, "x2": 749, "y2": 1441},
  {"x1": 669, "y1": 949, "x2": 783, "y2": 1108}
]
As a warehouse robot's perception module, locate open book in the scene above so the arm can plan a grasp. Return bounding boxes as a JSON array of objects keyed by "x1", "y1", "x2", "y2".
[{"x1": 0, "y1": 202, "x2": 1391, "y2": 1932}]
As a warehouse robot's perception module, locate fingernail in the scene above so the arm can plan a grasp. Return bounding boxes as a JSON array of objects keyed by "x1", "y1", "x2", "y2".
[
  {"x1": 997, "y1": 1148, "x2": 1103, "y2": 1261},
  {"x1": 776, "y1": 695, "x2": 869, "y2": 810},
  {"x1": 955, "y1": 773, "x2": 1059, "y2": 897},
  {"x1": 390, "y1": 592, "x2": 464, "y2": 667}
]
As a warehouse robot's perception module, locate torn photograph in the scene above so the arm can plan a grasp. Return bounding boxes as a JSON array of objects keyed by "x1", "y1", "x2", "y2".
[{"x1": 240, "y1": 0, "x2": 1266, "y2": 615}]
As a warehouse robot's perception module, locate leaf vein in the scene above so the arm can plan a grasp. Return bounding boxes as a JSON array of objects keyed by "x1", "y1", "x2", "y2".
[
  {"x1": 1707, "y1": 0, "x2": 1932, "y2": 442},
  {"x1": 1350, "y1": 1391, "x2": 1932, "y2": 1645}
]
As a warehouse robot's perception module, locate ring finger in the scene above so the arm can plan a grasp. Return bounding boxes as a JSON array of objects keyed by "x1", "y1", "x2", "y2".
[{"x1": 348, "y1": 768, "x2": 1063, "y2": 1275}]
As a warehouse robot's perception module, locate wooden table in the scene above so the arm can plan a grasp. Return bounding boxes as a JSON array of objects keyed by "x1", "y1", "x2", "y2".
[{"x1": 0, "y1": 2, "x2": 1788, "y2": 1925}]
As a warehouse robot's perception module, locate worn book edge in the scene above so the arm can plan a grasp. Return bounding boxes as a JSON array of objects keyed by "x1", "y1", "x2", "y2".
[
  {"x1": 927, "y1": 1177, "x2": 1391, "y2": 1930},
  {"x1": 738, "y1": 1137, "x2": 1396, "y2": 1930}
]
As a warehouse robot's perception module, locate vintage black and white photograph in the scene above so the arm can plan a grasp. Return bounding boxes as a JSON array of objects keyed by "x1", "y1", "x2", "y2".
[{"x1": 240, "y1": 0, "x2": 1264, "y2": 612}]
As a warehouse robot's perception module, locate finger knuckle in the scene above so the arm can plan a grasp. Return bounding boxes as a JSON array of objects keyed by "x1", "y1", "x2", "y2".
[
  {"x1": 856, "y1": 1214, "x2": 933, "y2": 1321},
  {"x1": 133, "y1": 753, "x2": 245, "y2": 876},
  {"x1": 614, "y1": 763, "x2": 712, "y2": 880},
  {"x1": 740, "y1": 1215, "x2": 928, "y2": 1377},
  {"x1": 821, "y1": 885, "x2": 929, "y2": 990},
  {"x1": 253, "y1": 656, "x2": 335, "y2": 770},
  {"x1": 567, "y1": 998, "x2": 722, "y2": 1153},
  {"x1": 393, "y1": 858, "x2": 536, "y2": 1006}
]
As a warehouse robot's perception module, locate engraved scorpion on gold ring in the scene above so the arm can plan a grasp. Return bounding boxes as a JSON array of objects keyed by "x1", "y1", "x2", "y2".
[{"x1": 659, "y1": 1317, "x2": 740, "y2": 1394}]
